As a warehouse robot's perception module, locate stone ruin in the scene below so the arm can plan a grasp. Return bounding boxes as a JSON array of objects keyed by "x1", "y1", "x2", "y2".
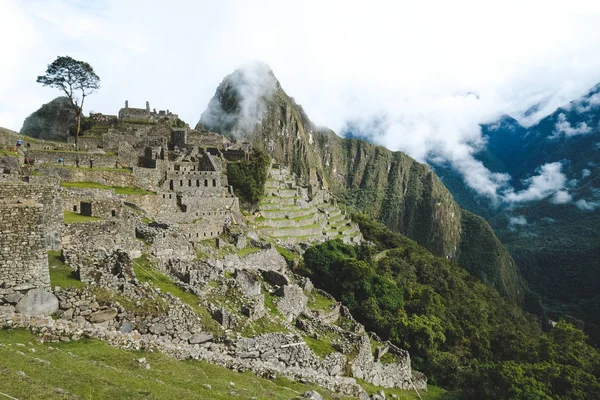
[{"x1": 0, "y1": 101, "x2": 428, "y2": 398}]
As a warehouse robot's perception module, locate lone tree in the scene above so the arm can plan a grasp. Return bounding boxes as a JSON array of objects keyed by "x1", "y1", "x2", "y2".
[{"x1": 37, "y1": 56, "x2": 100, "y2": 150}]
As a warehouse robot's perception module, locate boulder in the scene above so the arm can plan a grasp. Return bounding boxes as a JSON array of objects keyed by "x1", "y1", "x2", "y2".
[
  {"x1": 189, "y1": 333, "x2": 213, "y2": 344},
  {"x1": 89, "y1": 309, "x2": 118, "y2": 323},
  {"x1": 15, "y1": 289, "x2": 59, "y2": 316},
  {"x1": 120, "y1": 321, "x2": 134, "y2": 333},
  {"x1": 300, "y1": 390, "x2": 323, "y2": 400},
  {"x1": 235, "y1": 270, "x2": 261, "y2": 296}
]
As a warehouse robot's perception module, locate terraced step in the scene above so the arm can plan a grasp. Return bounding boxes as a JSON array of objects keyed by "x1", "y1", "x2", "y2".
[
  {"x1": 256, "y1": 213, "x2": 317, "y2": 228},
  {"x1": 259, "y1": 224, "x2": 323, "y2": 238},
  {"x1": 325, "y1": 213, "x2": 345, "y2": 224},
  {"x1": 264, "y1": 188, "x2": 298, "y2": 198},
  {"x1": 259, "y1": 196, "x2": 296, "y2": 206},
  {"x1": 261, "y1": 207, "x2": 316, "y2": 219}
]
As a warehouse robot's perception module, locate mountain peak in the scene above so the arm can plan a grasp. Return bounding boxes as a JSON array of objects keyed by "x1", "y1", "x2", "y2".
[{"x1": 198, "y1": 61, "x2": 279, "y2": 135}]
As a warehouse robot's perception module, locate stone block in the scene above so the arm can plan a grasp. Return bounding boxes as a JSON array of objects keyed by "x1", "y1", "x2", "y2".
[
  {"x1": 3, "y1": 292, "x2": 24, "y2": 304},
  {"x1": 188, "y1": 333, "x2": 213, "y2": 344},
  {"x1": 149, "y1": 323, "x2": 167, "y2": 334},
  {"x1": 15, "y1": 289, "x2": 58, "y2": 316},
  {"x1": 235, "y1": 269, "x2": 261, "y2": 296},
  {"x1": 89, "y1": 309, "x2": 118, "y2": 323}
]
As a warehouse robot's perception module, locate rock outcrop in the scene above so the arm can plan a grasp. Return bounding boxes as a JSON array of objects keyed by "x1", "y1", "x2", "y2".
[{"x1": 20, "y1": 96, "x2": 76, "y2": 141}]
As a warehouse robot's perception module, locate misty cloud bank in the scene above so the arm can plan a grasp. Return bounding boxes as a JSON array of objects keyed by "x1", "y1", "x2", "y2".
[{"x1": 199, "y1": 61, "x2": 277, "y2": 137}]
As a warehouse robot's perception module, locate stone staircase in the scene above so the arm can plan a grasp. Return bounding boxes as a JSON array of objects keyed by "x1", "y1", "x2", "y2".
[{"x1": 255, "y1": 166, "x2": 362, "y2": 245}]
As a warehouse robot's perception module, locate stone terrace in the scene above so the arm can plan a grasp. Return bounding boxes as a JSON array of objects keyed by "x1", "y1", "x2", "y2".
[{"x1": 255, "y1": 166, "x2": 362, "y2": 244}]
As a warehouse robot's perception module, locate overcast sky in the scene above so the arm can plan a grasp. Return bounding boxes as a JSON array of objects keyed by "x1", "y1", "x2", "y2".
[{"x1": 2, "y1": 0, "x2": 600, "y2": 199}]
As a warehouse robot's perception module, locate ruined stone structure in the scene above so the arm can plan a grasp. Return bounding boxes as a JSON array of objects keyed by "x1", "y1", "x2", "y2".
[
  {"x1": 0, "y1": 101, "x2": 428, "y2": 398},
  {"x1": 118, "y1": 100, "x2": 179, "y2": 123},
  {"x1": 0, "y1": 200, "x2": 50, "y2": 301}
]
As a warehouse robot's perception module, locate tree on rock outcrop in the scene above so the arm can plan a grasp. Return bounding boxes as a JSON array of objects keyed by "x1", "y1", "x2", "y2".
[{"x1": 37, "y1": 56, "x2": 100, "y2": 150}]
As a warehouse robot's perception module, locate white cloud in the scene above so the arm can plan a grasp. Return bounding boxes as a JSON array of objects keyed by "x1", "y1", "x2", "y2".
[
  {"x1": 508, "y1": 215, "x2": 528, "y2": 230},
  {"x1": 582, "y1": 168, "x2": 592, "y2": 178},
  {"x1": 503, "y1": 162, "x2": 567, "y2": 203},
  {"x1": 551, "y1": 190, "x2": 573, "y2": 204},
  {"x1": 1, "y1": 0, "x2": 600, "y2": 201},
  {"x1": 575, "y1": 199, "x2": 600, "y2": 211},
  {"x1": 551, "y1": 113, "x2": 592, "y2": 138}
]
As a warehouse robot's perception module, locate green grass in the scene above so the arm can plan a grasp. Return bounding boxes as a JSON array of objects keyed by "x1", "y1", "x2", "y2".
[
  {"x1": 356, "y1": 378, "x2": 445, "y2": 400},
  {"x1": 262, "y1": 289, "x2": 281, "y2": 317},
  {"x1": 274, "y1": 245, "x2": 297, "y2": 266},
  {"x1": 307, "y1": 292, "x2": 336, "y2": 311},
  {"x1": 0, "y1": 147, "x2": 18, "y2": 157},
  {"x1": 60, "y1": 181, "x2": 153, "y2": 195},
  {"x1": 132, "y1": 255, "x2": 222, "y2": 335},
  {"x1": 240, "y1": 316, "x2": 289, "y2": 337},
  {"x1": 0, "y1": 329, "x2": 347, "y2": 400},
  {"x1": 91, "y1": 286, "x2": 168, "y2": 317},
  {"x1": 236, "y1": 247, "x2": 261, "y2": 257},
  {"x1": 63, "y1": 211, "x2": 101, "y2": 224},
  {"x1": 48, "y1": 250, "x2": 83, "y2": 289},
  {"x1": 303, "y1": 335, "x2": 337, "y2": 358}
]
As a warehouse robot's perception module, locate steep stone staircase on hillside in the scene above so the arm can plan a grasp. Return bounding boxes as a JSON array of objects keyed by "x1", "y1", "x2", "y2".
[{"x1": 254, "y1": 166, "x2": 362, "y2": 244}]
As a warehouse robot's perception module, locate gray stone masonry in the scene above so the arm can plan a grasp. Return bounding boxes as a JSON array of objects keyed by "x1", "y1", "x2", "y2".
[{"x1": 0, "y1": 201, "x2": 50, "y2": 301}]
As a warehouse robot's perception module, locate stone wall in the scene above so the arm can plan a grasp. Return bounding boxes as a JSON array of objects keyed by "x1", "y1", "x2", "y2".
[
  {"x1": 0, "y1": 182, "x2": 62, "y2": 249},
  {"x1": 37, "y1": 166, "x2": 137, "y2": 188},
  {"x1": 62, "y1": 219, "x2": 141, "y2": 275},
  {"x1": 0, "y1": 201, "x2": 50, "y2": 301},
  {"x1": 26, "y1": 150, "x2": 119, "y2": 168},
  {"x1": 81, "y1": 198, "x2": 124, "y2": 219},
  {"x1": 67, "y1": 136, "x2": 104, "y2": 150}
]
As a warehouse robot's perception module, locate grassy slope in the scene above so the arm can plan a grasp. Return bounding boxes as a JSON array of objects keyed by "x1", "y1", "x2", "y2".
[{"x1": 0, "y1": 329, "x2": 343, "y2": 400}]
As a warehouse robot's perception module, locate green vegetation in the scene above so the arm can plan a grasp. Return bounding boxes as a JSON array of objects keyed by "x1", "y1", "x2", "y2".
[
  {"x1": 132, "y1": 255, "x2": 222, "y2": 335},
  {"x1": 307, "y1": 292, "x2": 336, "y2": 311},
  {"x1": 0, "y1": 146, "x2": 18, "y2": 156},
  {"x1": 226, "y1": 150, "x2": 270, "y2": 206},
  {"x1": 63, "y1": 211, "x2": 101, "y2": 224},
  {"x1": 0, "y1": 329, "x2": 346, "y2": 400},
  {"x1": 302, "y1": 216, "x2": 600, "y2": 399},
  {"x1": 303, "y1": 335, "x2": 337, "y2": 358},
  {"x1": 240, "y1": 316, "x2": 288, "y2": 337},
  {"x1": 60, "y1": 181, "x2": 153, "y2": 194},
  {"x1": 274, "y1": 245, "x2": 297, "y2": 266},
  {"x1": 236, "y1": 246, "x2": 261, "y2": 257},
  {"x1": 92, "y1": 286, "x2": 168, "y2": 316},
  {"x1": 48, "y1": 250, "x2": 83, "y2": 289}
]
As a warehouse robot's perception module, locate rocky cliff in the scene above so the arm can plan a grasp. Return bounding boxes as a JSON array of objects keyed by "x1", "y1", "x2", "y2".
[
  {"x1": 199, "y1": 63, "x2": 525, "y2": 303},
  {"x1": 21, "y1": 96, "x2": 76, "y2": 141}
]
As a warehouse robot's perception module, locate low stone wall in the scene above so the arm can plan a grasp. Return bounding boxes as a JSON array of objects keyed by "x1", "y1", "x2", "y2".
[
  {"x1": 37, "y1": 166, "x2": 137, "y2": 187},
  {"x1": 68, "y1": 136, "x2": 104, "y2": 150},
  {"x1": 351, "y1": 334, "x2": 427, "y2": 390},
  {"x1": 0, "y1": 201, "x2": 50, "y2": 301},
  {"x1": 27, "y1": 150, "x2": 119, "y2": 168}
]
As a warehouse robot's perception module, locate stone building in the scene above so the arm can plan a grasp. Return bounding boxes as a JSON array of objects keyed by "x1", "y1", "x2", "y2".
[{"x1": 118, "y1": 100, "x2": 179, "y2": 123}]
